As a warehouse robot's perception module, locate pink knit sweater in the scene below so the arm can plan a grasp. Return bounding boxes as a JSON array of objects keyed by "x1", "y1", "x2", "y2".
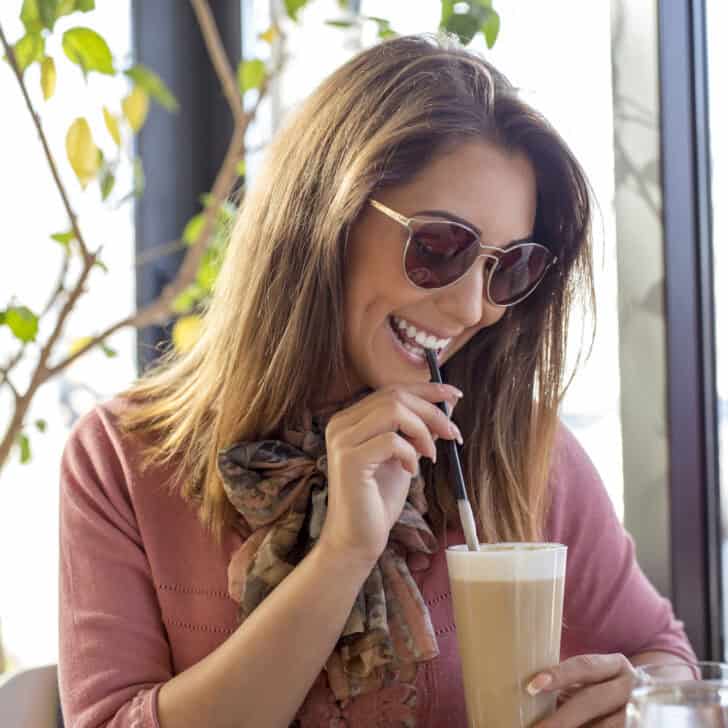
[{"x1": 58, "y1": 399, "x2": 695, "y2": 727}]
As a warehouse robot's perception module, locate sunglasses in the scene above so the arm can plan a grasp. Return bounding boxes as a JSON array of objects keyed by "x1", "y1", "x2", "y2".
[{"x1": 370, "y1": 199, "x2": 557, "y2": 307}]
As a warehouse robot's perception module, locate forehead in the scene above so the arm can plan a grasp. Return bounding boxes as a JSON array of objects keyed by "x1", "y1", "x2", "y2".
[{"x1": 386, "y1": 140, "x2": 537, "y2": 243}]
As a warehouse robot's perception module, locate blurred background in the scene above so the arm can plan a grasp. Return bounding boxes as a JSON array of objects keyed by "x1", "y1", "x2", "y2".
[{"x1": 0, "y1": 0, "x2": 725, "y2": 673}]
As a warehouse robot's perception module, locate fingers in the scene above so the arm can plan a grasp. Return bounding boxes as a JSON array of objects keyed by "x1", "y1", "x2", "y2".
[
  {"x1": 528, "y1": 654, "x2": 634, "y2": 696},
  {"x1": 530, "y1": 654, "x2": 636, "y2": 728},
  {"x1": 327, "y1": 383, "x2": 463, "y2": 463},
  {"x1": 329, "y1": 382, "x2": 462, "y2": 432},
  {"x1": 352, "y1": 431, "x2": 420, "y2": 476},
  {"x1": 343, "y1": 405, "x2": 437, "y2": 463},
  {"x1": 534, "y1": 676, "x2": 632, "y2": 728}
]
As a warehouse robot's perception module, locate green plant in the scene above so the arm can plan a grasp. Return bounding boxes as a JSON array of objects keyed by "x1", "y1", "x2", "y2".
[{"x1": 0, "y1": 0, "x2": 500, "y2": 473}]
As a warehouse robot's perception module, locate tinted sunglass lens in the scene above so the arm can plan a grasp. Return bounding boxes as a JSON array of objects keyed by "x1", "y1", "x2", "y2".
[
  {"x1": 404, "y1": 221, "x2": 479, "y2": 288},
  {"x1": 489, "y1": 245, "x2": 550, "y2": 305}
]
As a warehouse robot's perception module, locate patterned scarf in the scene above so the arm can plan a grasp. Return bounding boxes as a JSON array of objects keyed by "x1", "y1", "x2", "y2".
[{"x1": 217, "y1": 400, "x2": 440, "y2": 703}]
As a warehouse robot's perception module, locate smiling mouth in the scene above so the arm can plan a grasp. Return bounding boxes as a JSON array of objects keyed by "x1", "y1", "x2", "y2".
[{"x1": 388, "y1": 315, "x2": 452, "y2": 357}]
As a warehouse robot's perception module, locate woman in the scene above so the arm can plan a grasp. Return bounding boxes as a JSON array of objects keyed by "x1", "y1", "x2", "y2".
[{"x1": 59, "y1": 33, "x2": 694, "y2": 727}]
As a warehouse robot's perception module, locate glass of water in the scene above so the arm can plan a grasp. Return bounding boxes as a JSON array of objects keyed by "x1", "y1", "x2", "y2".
[{"x1": 626, "y1": 662, "x2": 728, "y2": 727}]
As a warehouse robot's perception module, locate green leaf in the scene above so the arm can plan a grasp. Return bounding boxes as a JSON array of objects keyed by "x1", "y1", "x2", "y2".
[
  {"x1": 172, "y1": 283, "x2": 205, "y2": 314},
  {"x1": 66, "y1": 116, "x2": 100, "y2": 187},
  {"x1": 236, "y1": 158, "x2": 246, "y2": 177},
  {"x1": 100, "y1": 342, "x2": 117, "y2": 358},
  {"x1": 20, "y1": 0, "x2": 43, "y2": 33},
  {"x1": 51, "y1": 230, "x2": 75, "y2": 248},
  {"x1": 440, "y1": 0, "x2": 455, "y2": 27},
  {"x1": 18, "y1": 433, "x2": 31, "y2": 465},
  {"x1": 367, "y1": 16, "x2": 396, "y2": 39},
  {"x1": 100, "y1": 167, "x2": 115, "y2": 200},
  {"x1": 34, "y1": 419, "x2": 47, "y2": 433},
  {"x1": 38, "y1": 0, "x2": 60, "y2": 29},
  {"x1": 197, "y1": 247, "x2": 222, "y2": 291},
  {"x1": 124, "y1": 64, "x2": 179, "y2": 112},
  {"x1": 11, "y1": 32, "x2": 45, "y2": 74},
  {"x1": 0, "y1": 311, "x2": 6, "y2": 325},
  {"x1": 62, "y1": 27, "x2": 114, "y2": 75},
  {"x1": 325, "y1": 19, "x2": 355, "y2": 29},
  {"x1": 237, "y1": 59, "x2": 266, "y2": 94},
  {"x1": 441, "y1": 11, "x2": 480, "y2": 46},
  {"x1": 5, "y1": 306, "x2": 39, "y2": 343},
  {"x1": 182, "y1": 213, "x2": 205, "y2": 245},
  {"x1": 283, "y1": 0, "x2": 308, "y2": 21},
  {"x1": 482, "y1": 8, "x2": 500, "y2": 48},
  {"x1": 40, "y1": 55, "x2": 57, "y2": 99},
  {"x1": 56, "y1": 0, "x2": 95, "y2": 16},
  {"x1": 93, "y1": 258, "x2": 109, "y2": 273}
]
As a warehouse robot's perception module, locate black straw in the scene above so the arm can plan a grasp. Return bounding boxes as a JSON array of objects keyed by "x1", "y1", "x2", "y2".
[{"x1": 425, "y1": 349, "x2": 468, "y2": 501}]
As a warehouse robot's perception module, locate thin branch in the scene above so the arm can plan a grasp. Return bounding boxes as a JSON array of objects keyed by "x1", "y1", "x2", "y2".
[
  {"x1": 34, "y1": 255, "x2": 96, "y2": 383},
  {"x1": 43, "y1": 312, "x2": 136, "y2": 379},
  {"x1": 0, "y1": 22, "x2": 91, "y2": 263},
  {"x1": 1, "y1": 374, "x2": 19, "y2": 403},
  {"x1": 1, "y1": 0, "x2": 281, "y2": 468},
  {"x1": 0, "y1": 346, "x2": 26, "y2": 385},
  {"x1": 43, "y1": 0, "x2": 268, "y2": 378},
  {"x1": 134, "y1": 239, "x2": 186, "y2": 267},
  {"x1": 190, "y1": 0, "x2": 245, "y2": 125},
  {"x1": 40, "y1": 247, "x2": 72, "y2": 317}
]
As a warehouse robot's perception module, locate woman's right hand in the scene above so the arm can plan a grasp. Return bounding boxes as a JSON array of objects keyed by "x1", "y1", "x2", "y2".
[{"x1": 319, "y1": 383, "x2": 463, "y2": 566}]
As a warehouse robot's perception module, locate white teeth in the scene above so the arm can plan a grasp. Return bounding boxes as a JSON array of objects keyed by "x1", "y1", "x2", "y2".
[
  {"x1": 391, "y1": 315, "x2": 453, "y2": 352},
  {"x1": 403, "y1": 341, "x2": 425, "y2": 358}
]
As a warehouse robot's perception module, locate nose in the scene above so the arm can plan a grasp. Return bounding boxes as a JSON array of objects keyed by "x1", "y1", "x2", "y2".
[{"x1": 436, "y1": 257, "x2": 492, "y2": 329}]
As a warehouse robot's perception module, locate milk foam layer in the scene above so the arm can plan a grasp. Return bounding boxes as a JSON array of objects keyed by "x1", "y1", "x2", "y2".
[{"x1": 446, "y1": 543, "x2": 567, "y2": 582}]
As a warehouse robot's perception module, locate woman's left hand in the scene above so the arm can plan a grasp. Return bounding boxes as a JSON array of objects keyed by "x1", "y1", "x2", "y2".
[{"x1": 528, "y1": 653, "x2": 638, "y2": 727}]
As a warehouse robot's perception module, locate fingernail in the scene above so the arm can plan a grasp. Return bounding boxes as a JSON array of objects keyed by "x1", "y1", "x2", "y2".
[
  {"x1": 526, "y1": 673, "x2": 552, "y2": 696},
  {"x1": 450, "y1": 423, "x2": 464, "y2": 445},
  {"x1": 441, "y1": 384, "x2": 462, "y2": 397}
]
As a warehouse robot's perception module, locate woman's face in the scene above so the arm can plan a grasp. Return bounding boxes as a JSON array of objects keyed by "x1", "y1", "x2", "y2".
[{"x1": 335, "y1": 139, "x2": 537, "y2": 398}]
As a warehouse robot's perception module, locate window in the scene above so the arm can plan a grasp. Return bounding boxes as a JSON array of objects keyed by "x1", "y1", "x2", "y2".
[{"x1": 0, "y1": 2, "x2": 135, "y2": 669}]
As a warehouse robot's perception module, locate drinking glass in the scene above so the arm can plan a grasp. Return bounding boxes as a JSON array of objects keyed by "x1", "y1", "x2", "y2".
[
  {"x1": 626, "y1": 661, "x2": 728, "y2": 727},
  {"x1": 446, "y1": 543, "x2": 567, "y2": 728}
]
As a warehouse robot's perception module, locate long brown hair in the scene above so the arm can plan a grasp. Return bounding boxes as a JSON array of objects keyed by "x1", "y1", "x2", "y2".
[{"x1": 119, "y1": 33, "x2": 594, "y2": 544}]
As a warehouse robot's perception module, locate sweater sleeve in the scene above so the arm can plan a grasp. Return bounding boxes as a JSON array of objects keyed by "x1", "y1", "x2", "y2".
[
  {"x1": 547, "y1": 424, "x2": 696, "y2": 663},
  {"x1": 59, "y1": 406, "x2": 172, "y2": 728}
]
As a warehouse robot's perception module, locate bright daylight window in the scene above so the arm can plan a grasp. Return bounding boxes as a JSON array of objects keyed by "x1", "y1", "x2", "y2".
[{"x1": 0, "y1": 2, "x2": 135, "y2": 669}]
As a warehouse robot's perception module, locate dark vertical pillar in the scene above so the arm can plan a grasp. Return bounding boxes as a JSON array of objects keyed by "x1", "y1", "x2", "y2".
[
  {"x1": 658, "y1": 0, "x2": 722, "y2": 659},
  {"x1": 132, "y1": 1, "x2": 241, "y2": 373}
]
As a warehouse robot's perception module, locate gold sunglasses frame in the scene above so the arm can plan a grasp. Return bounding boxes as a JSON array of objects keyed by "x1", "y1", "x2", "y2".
[{"x1": 369, "y1": 199, "x2": 557, "y2": 308}]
